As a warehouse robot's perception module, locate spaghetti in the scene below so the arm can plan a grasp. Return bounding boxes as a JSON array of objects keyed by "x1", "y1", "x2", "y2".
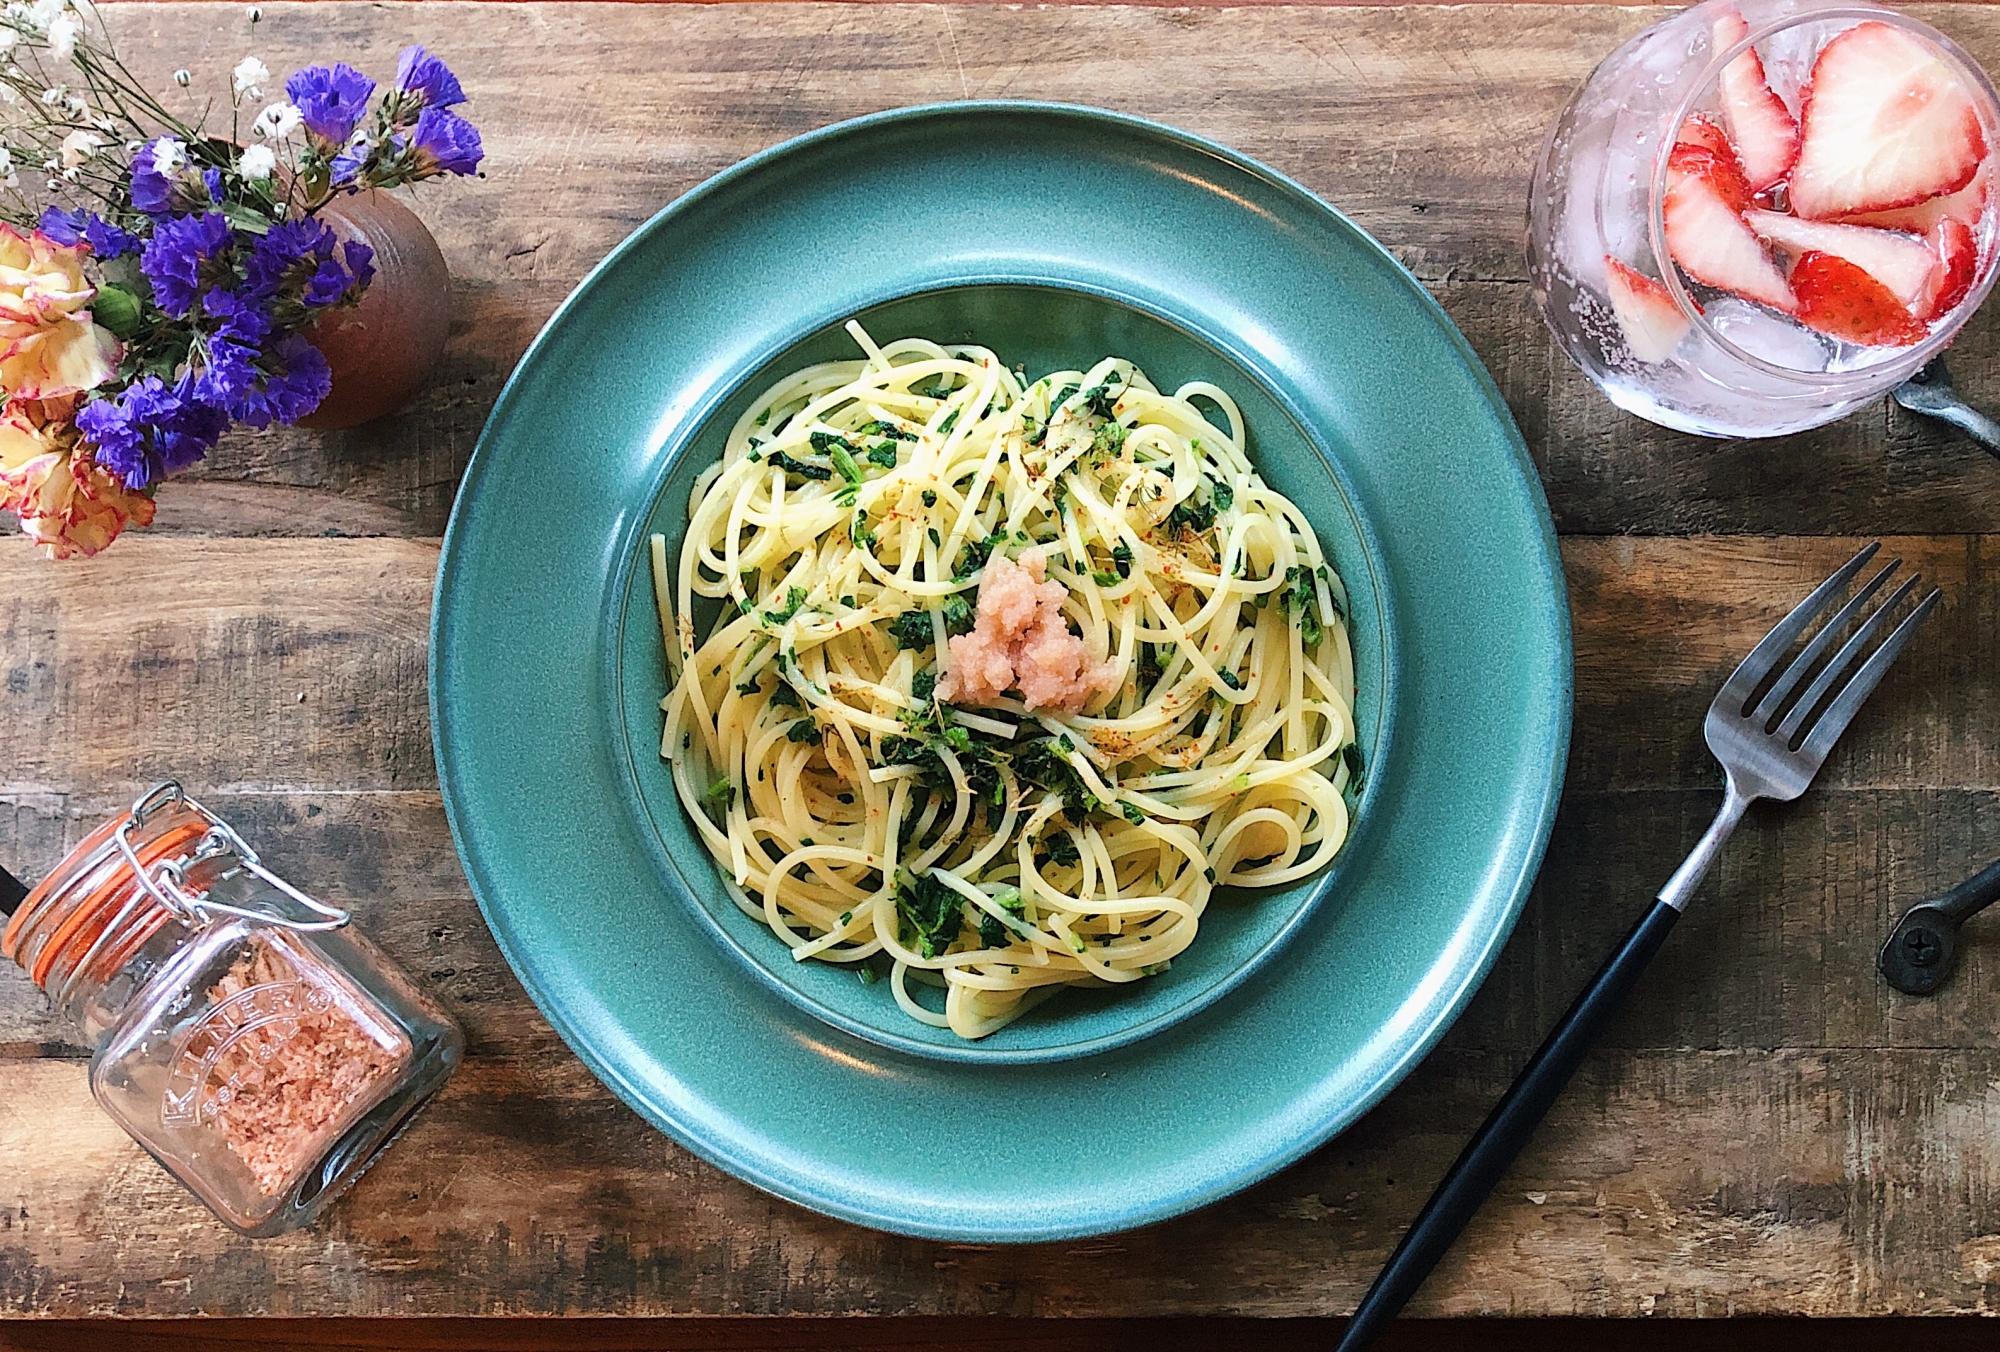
[{"x1": 652, "y1": 323, "x2": 1359, "y2": 1039}]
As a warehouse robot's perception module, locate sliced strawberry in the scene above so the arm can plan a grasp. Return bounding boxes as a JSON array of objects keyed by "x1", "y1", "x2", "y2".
[
  {"x1": 1791, "y1": 21, "x2": 1988, "y2": 218},
  {"x1": 1712, "y1": 11, "x2": 1800, "y2": 191},
  {"x1": 1790, "y1": 250, "x2": 1926, "y2": 345},
  {"x1": 1604, "y1": 257, "x2": 1695, "y2": 363},
  {"x1": 1665, "y1": 145, "x2": 1795, "y2": 310},
  {"x1": 1921, "y1": 217, "x2": 1978, "y2": 317},
  {"x1": 1742, "y1": 209, "x2": 1940, "y2": 311},
  {"x1": 1676, "y1": 111, "x2": 1735, "y2": 158},
  {"x1": 1840, "y1": 162, "x2": 1989, "y2": 232}
]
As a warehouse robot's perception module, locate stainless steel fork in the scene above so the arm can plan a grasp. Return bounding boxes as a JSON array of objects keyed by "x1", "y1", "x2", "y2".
[{"x1": 1335, "y1": 542, "x2": 1939, "y2": 1352}]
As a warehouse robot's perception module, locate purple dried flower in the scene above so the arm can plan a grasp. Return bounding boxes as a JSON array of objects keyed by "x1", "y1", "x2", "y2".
[
  {"x1": 76, "y1": 374, "x2": 231, "y2": 490},
  {"x1": 141, "y1": 213, "x2": 237, "y2": 318},
  {"x1": 44, "y1": 208, "x2": 144, "y2": 260},
  {"x1": 394, "y1": 46, "x2": 465, "y2": 110},
  {"x1": 409, "y1": 107, "x2": 482, "y2": 177},
  {"x1": 230, "y1": 334, "x2": 332, "y2": 428},
  {"x1": 127, "y1": 137, "x2": 182, "y2": 215},
  {"x1": 37, "y1": 207, "x2": 85, "y2": 246},
  {"x1": 242, "y1": 217, "x2": 370, "y2": 308},
  {"x1": 128, "y1": 138, "x2": 223, "y2": 218},
  {"x1": 285, "y1": 63, "x2": 377, "y2": 147},
  {"x1": 84, "y1": 216, "x2": 142, "y2": 260},
  {"x1": 342, "y1": 240, "x2": 376, "y2": 293}
]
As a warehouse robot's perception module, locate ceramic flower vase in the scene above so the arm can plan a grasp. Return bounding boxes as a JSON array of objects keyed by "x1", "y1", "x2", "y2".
[{"x1": 298, "y1": 190, "x2": 452, "y2": 430}]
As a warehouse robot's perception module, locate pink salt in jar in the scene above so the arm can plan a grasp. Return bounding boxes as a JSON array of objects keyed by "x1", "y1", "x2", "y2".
[{"x1": 1, "y1": 782, "x2": 462, "y2": 1235}]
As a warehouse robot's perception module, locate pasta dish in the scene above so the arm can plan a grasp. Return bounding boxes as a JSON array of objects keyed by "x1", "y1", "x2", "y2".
[{"x1": 650, "y1": 323, "x2": 1359, "y2": 1039}]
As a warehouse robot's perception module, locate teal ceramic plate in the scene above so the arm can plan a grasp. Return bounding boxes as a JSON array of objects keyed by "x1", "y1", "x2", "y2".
[{"x1": 433, "y1": 103, "x2": 1570, "y2": 1240}]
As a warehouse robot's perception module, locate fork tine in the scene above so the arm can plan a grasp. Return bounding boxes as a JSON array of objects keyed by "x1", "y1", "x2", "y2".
[
  {"x1": 1750, "y1": 557, "x2": 1900, "y2": 728},
  {"x1": 1715, "y1": 542, "x2": 1880, "y2": 715},
  {"x1": 1796, "y1": 587, "x2": 1940, "y2": 766},
  {"x1": 1775, "y1": 574, "x2": 1920, "y2": 744}
]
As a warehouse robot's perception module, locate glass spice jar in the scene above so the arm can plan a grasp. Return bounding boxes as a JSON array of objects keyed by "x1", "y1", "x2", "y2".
[{"x1": 0, "y1": 782, "x2": 463, "y2": 1236}]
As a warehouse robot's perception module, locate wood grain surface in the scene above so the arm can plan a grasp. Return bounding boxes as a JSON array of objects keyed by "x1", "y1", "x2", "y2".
[{"x1": 6, "y1": 0, "x2": 2000, "y2": 1324}]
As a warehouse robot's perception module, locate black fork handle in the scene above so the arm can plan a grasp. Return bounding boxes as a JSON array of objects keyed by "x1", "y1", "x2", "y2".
[{"x1": 1333, "y1": 899, "x2": 1681, "y2": 1352}]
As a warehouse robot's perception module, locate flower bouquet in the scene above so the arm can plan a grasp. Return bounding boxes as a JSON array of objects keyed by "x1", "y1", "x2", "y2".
[{"x1": 0, "y1": 1, "x2": 482, "y2": 558}]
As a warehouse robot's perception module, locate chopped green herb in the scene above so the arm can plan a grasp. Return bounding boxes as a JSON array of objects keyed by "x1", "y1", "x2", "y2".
[
  {"x1": 858, "y1": 965, "x2": 879, "y2": 985},
  {"x1": 912, "y1": 668, "x2": 937, "y2": 702},
  {"x1": 1046, "y1": 833, "x2": 1081, "y2": 867},
  {"x1": 861, "y1": 420, "x2": 917, "y2": 441},
  {"x1": 1015, "y1": 740, "x2": 1096, "y2": 823},
  {"x1": 829, "y1": 443, "x2": 863, "y2": 486},
  {"x1": 767, "y1": 449, "x2": 831, "y2": 481},
  {"x1": 887, "y1": 609, "x2": 934, "y2": 651},
  {"x1": 953, "y1": 535, "x2": 995, "y2": 582},
  {"x1": 1091, "y1": 570, "x2": 1121, "y2": 588},
  {"x1": 921, "y1": 489, "x2": 938, "y2": 508},
  {"x1": 1212, "y1": 481, "x2": 1235, "y2": 514},
  {"x1": 1111, "y1": 540, "x2": 1133, "y2": 579},
  {"x1": 786, "y1": 719, "x2": 822, "y2": 746},
  {"x1": 942, "y1": 593, "x2": 975, "y2": 637},
  {"x1": 700, "y1": 778, "x2": 734, "y2": 813},
  {"x1": 768, "y1": 681, "x2": 802, "y2": 709},
  {"x1": 1342, "y1": 743, "x2": 1365, "y2": 790},
  {"x1": 897, "y1": 868, "x2": 965, "y2": 959},
  {"x1": 1204, "y1": 867, "x2": 1217, "y2": 883},
  {"x1": 1282, "y1": 565, "x2": 1324, "y2": 647},
  {"x1": 938, "y1": 409, "x2": 960, "y2": 435},
  {"x1": 867, "y1": 443, "x2": 899, "y2": 468},
  {"x1": 1120, "y1": 801, "x2": 1146, "y2": 826},
  {"x1": 1219, "y1": 669, "x2": 1243, "y2": 691},
  {"x1": 763, "y1": 586, "x2": 808, "y2": 625},
  {"x1": 735, "y1": 676, "x2": 762, "y2": 697},
  {"x1": 1049, "y1": 381, "x2": 1080, "y2": 413},
  {"x1": 1068, "y1": 932, "x2": 1088, "y2": 954},
  {"x1": 839, "y1": 910, "x2": 853, "y2": 925},
  {"x1": 928, "y1": 527, "x2": 942, "y2": 549}
]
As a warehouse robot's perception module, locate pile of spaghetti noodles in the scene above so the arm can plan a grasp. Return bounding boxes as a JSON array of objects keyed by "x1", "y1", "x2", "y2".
[{"x1": 652, "y1": 323, "x2": 1358, "y2": 1039}]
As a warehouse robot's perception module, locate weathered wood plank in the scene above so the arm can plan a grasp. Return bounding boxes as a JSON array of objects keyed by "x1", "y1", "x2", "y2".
[
  {"x1": 12, "y1": 1040, "x2": 2000, "y2": 1317},
  {"x1": 0, "y1": 4, "x2": 1990, "y2": 541}
]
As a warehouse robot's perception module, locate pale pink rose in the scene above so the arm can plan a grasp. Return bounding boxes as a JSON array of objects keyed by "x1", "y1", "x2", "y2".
[
  {"x1": 0, "y1": 226, "x2": 120, "y2": 400},
  {"x1": 0, "y1": 398, "x2": 153, "y2": 559}
]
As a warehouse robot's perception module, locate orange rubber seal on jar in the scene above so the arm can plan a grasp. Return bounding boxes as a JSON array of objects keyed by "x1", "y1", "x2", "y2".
[
  {"x1": 25, "y1": 818, "x2": 209, "y2": 988},
  {"x1": 0, "y1": 812, "x2": 123, "y2": 964}
]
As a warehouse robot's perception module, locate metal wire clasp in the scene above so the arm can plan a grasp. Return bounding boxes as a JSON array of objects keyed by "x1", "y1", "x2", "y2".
[{"x1": 114, "y1": 781, "x2": 351, "y2": 932}]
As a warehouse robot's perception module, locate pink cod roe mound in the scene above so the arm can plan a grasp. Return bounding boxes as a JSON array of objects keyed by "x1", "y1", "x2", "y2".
[{"x1": 939, "y1": 548, "x2": 1117, "y2": 714}]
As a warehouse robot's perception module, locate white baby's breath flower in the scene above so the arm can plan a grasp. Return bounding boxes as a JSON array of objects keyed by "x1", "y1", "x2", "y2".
[
  {"x1": 37, "y1": 84, "x2": 60, "y2": 103},
  {"x1": 61, "y1": 93, "x2": 82, "y2": 114},
  {"x1": 59, "y1": 166, "x2": 75, "y2": 181},
  {"x1": 42, "y1": 176, "x2": 56, "y2": 191},
  {"x1": 232, "y1": 55, "x2": 266, "y2": 97},
  {"x1": 0, "y1": 28, "x2": 19, "y2": 51},
  {"x1": 46, "y1": 14, "x2": 74, "y2": 60},
  {"x1": 172, "y1": 68, "x2": 190, "y2": 87},
  {"x1": 58, "y1": 127, "x2": 97, "y2": 167},
  {"x1": 252, "y1": 100, "x2": 299, "y2": 140},
  {"x1": 38, "y1": 156, "x2": 53, "y2": 171},
  {"x1": 0, "y1": 85, "x2": 16, "y2": 105},
  {"x1": 25, "y1": 0, "x2": 60, "y2": 32},
  {"x1": 0, "y1": 146, "x2": 14, "y2": 175},
  {"x1": 236, "y1": 142, "x2": 274, "y2": 180},
  {"x1": 247, "y1": 4, "x2": 260, "y2": 20},
  {"x1": 150, "y1": 136, "x2": 185, "y2": 173}
]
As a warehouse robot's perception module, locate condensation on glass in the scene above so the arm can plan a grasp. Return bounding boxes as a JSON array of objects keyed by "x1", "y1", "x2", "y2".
[{"x1": 1, "y1": 783, "x2": 462, "y2": 1235}]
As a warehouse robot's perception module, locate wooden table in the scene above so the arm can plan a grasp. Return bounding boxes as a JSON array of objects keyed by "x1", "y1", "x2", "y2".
[{"x1": 7, "y1": 0, "x2": 2000, "y2": 1333}]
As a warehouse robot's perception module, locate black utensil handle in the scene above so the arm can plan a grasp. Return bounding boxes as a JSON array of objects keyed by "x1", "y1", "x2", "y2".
[
  {"x1": 1334, "y1": 898, "x2": 1681, "y2": 1352},
  {"x1": 1938, "y1": 857, "x2": 2000, "y2": 923}
]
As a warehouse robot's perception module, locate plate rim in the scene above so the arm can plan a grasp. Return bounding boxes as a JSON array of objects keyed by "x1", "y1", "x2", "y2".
[{"x1": 432, "y1": 99, "x2": 1572, "y2": 1241}]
